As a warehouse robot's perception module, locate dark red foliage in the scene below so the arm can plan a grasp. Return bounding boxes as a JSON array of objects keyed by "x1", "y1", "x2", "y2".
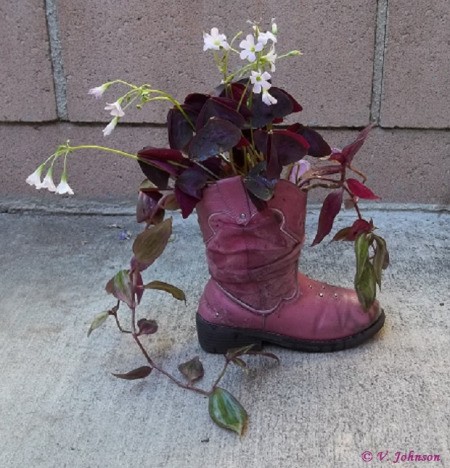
[
  {"x1": 347, "y1": 178, "x2": 380, "y2": 200},
  {"x1": 330, "y1": 125, "x2": 374, "y2": 166},
  {"x1": 312, "y1": 189, "x2": 344, "y2": 246},
  {"x1": 333, "y1": 219, "x2": 374, "y2": 242},
  {"x1": 138, "y1": 147, "x2": 188, "y2": 188},
  {"x1": 287, "y1": 124, "x2": 331, "y2": 158}
]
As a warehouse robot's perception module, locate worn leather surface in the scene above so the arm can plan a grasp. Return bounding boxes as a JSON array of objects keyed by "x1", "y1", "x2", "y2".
[{"x1": 197, "y1": 176, "x2": 380, "y2": 341}]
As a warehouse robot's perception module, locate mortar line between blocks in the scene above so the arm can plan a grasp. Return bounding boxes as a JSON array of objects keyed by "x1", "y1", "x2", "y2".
[
  {"x1": 44, "y1": 0, "x2": 68, "y2": 120},
  {"x1": 370, "y1": 0, "x2": 389, "y2": 123}
]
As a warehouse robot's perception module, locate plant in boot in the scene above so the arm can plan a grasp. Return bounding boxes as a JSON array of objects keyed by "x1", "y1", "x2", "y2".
[{"x1": 28, "y1": 20, "x2": 389, "y2": 434}]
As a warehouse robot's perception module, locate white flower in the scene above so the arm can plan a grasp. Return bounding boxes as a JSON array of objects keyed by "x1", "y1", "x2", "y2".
[
  {"x1": 39, "y1": 169, "x2": 57, "y2": 192},
  {"x1": 262, "y1": 89, "x2": 278, "y2": 106},
  {"x1": 104, "y1": 101, "x2": 125, "y2": 117},
  {"x1": 250, "y1": 70, "x2": 272, "y2": 94},
  {"x1": 26, "y1": 165, "x2": 44, "y2": 189},
  {"x1": 203, "y1": 28, "x2": 230, "y2": 51},
  {"x1": 55, "y1": 175, "x2": 74, "y2": 195},
  {"x1": 264, "y1": 48, "x2": 277, "y2": 72},
  {"x1": 258, "y1": 31, "x2": 277, "y2": 46},
  {"x1": 239, "y1": 34, "x2": 263, "y2": 62},
  {"x1": 102, "y1": 117, "x2": 119, "y2": 137},
  {"x1": 88, "y1": 84, "x2": 108, "y2": 99},
  {"x1": 289, "y1": 160, "x2": 311, "y2": 184}
]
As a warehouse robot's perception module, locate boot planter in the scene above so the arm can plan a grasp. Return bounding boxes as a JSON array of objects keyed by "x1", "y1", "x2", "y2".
[
  {"x1": 31, "y1": 20, "x2": 392, "y2": 435},
  {"x1": 196, "y1": 176, "x2": 385, "y2": 353}
]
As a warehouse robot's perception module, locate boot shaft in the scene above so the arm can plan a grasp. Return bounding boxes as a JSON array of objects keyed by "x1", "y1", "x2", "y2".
[{"x1": 196, "y1": 176, "x2": 307, "y2": 312}]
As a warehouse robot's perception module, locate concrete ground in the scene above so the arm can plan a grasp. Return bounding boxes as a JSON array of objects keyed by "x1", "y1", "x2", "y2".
[{"x1": 0, "y1": 199, "x2": 449, "y2": 468}]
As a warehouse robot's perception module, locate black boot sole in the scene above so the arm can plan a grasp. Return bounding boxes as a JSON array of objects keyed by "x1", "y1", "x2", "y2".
[{"x1": 196, "y1": 310, "x2": 386, "y2": 354}]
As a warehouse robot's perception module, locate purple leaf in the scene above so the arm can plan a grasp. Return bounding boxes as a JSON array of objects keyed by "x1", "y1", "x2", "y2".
[
  {"x1": 174, "y1": 186, "x2": 199, "y2": 218},
  {"x1": 287, "y1": 124, "x2": 331, "y2": 157},
  {"x1": 253, "y1": 130, "x2": 281, "y2": 179},
  {"x1": 251, "y1": 87, "x2": 294, "y2": 127},
  {"x1": 196, "y1": 98, "x2": 246, "y2": 130},
  {"x1": 271, "y1": 130, "x2": 310, "y2": 165},
  {"x1": 137, "y1": 147, "x2": 187, "y2": 188},
  {"x1": 188, "y1": 118, "x2": 242, "y2": 161},
  {"x1": 184, "y1": 93, "x2": 210, "y2": 113},
  {"x1": 137, "y1": 318, "x2": 158, "y2": 335},
  {"x1": 112, "y1": 366, "x2": 152, "y2": 380},
  {"x1": 136, "y1": 190, "x2": 164, "y2": 225},
  {"x1": 167, "y1": 106, "x2": 195, "y2": 150},
  {"x1": 275, "y1": 88, "x2": 303, "y2": 113},
  {"x1": 175, "y1": 167, "x2": 208, "y2": 199},
  {"x1": 178, "y1": 356, "x2": 204, "y2": 383},
  {"x1": 312, "y1": 189, "x2": 344, "y2": 246}
]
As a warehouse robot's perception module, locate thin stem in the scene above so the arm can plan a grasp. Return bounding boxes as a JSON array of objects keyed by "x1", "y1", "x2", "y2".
[
  {"x1": 132, "y1": 334, "x2": 210, "y2": 397},
  {"x1": 301, "y1": 182, "x2": 341, "y2": 192},
  {"x1": 64, "y1": 144, "x2": 190, "y2": 172},
  {"x1": 111, "y1": 312, "x2": 132, "y2": 334},
  {"x1": 143, "y1": 93, "x2": 195, "y2": 130},
  {"x1": 110, "y1": 79, "x2": 141, "y2": 90},
  {"x1": 67, "y1": 145, "x2": 140, "y2": 161},
  {"x1": 348, "y1": 164, "x2": 368, "y2": 183},
  {"x1": 211, "y1": 359, "x2": 230, "y2": 389},
  {"x1": 299, "y1": 175, "x2": 342, "y2": 189},
  {"x1": 343, "y1": 186, "x2": 363, "y2": 219}
]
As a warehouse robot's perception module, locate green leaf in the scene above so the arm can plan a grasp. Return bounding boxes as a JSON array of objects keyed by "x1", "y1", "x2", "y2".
[
  {"x1": 355, "y1": 262, "x2": 377, "y2": 311},
  {"x1": 354, "y1": 233, "x2": 369, "y2": 282},
  {"x1": 208, "y1": 387, "x2": 248, "y2": 436},
  {"x1": 132, "y1": 218, "x2": 172, "y2": 265},
  {"x1": 373, "y1": 235, "x2": 389, "y2": 288},
  {"x1": 178, "y1": 356, "x2": 204, "y2": 383},
  {"x1": 105, "y1": 269, "x2": 134, "y2": 308},
  {"x1": 143, "y1": 280, "x2": 186, "y2": 302},
  {"x1": 112, "y1": 366, "x2": 152, "y2": 380},
  {"x1": 87, "y1": 311, "x2": 109, "y2": 337}
]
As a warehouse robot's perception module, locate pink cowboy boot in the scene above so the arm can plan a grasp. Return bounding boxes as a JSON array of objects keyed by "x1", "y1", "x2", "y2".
[{"x1": 196, "y1": 176, "x2": 385, "y2": 353}]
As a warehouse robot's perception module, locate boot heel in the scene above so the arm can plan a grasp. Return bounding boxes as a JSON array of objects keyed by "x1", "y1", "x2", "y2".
[{"x1": 196, "y1": 314, "x2": 263, "y2": 354}]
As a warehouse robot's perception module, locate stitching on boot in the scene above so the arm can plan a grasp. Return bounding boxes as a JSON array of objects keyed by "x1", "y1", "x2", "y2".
[{"x1": 214, "y1": 279, "x2": 299, "y2": 315}]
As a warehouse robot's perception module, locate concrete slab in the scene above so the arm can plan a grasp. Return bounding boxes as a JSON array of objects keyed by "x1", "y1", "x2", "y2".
[
  {"x1": 59, "y1": 1, "x2": 376, "y2": 126},
  {"x1": 0, "y1": 1, "x2": 56, "y2": 121},
  {"x1": 0, "y1": 205, "x2": 448, "y2": 467},
  {"x1": 381, "y1": 1, "x2": 450, "y2": 128}
]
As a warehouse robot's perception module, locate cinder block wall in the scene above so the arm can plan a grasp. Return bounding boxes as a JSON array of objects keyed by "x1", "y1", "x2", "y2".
[{"x1": 1, "y1": 1, "x2": 449, "y2": 204}]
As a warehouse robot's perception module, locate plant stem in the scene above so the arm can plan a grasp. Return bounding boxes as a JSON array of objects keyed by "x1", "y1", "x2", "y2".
[
  {"x1": 348, "y1": 164, "x2": 368, "y2": 183},
  {"x1": 211, "y1": 358, "x2": 230, "y2": 389},
  {"x1": 301, "y1": 182, "x2": 341, "y2": 192},
  {"x1": 132, "y1": 334, "x2": 211, "y2": 396},
  {"x1": 111, "y1": 312, "x2": 132, "y2": 334},
  {"x1": 67, "y1": 145, "x2": 140, "y2": 161}
]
